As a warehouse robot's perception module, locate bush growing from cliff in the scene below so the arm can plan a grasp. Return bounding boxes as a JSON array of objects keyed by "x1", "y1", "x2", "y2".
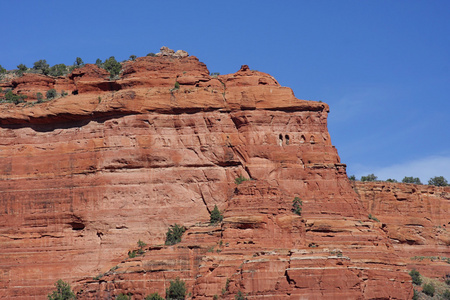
[
  {"x1": 428, "y1": 176, "x2": 448, "y2": 186},
  {"x1": 368, "y1": 214, "x2": 380, "y2": 222},
  {"x1": 235, "y1": 176, "x2": 248, "y2": 185},
  {"x1": 422, "y1": 282, "x2": 435, "y2": 296},
  {"x1": 165, "y1": 224, "x2": 186, "y2": 246},
  {"x1": 361, "y1": 174, "x2": 377, "y2": 182},
  {"x1": 17, "y1": 63, "x2": 28, "y2": 76},
  {"x1": 165, "y1": 278, "x2": 186, "y2": 300},
  {"x1": 402, "y1": 176, "x2": 422, "y2": 185},
  {"x1": 33, "y1": 59, "x2": 50, "y2": 75},
  {"x1": 145, "y1": 293, "x2": 164, "y2": 300},
  {"x1": 292, "y1": 197, "x2": 303, "y2": 216},
  {"x1": 46, "y1": 89, "x2": 57, "y2": 100},
  {"x1": 36, "y1": 92, "x2": 44, "y2": 103},
  {"x1": 0, "y1": 64, "x2": 6, "y2": 74},
  {"x1": 348, "y1": 175, "x2": 356, "y2": 181},
  {"x1": 386, "y1": 178, "x2": 398, "y2": 183},
  {"x1": 103, "y1": 56, "x2": 122, "y2": 79},
  {"x1": 443, "y1": 290, "x2": 450, "y2": 300},
  {"x1": 47, "y1": 279, "x2": 76, "y2": 300},
  {"x1": 170, "y1": 81, "x2": 180, "y2": 92},
  {"x1": 210, "y1": 205, "x2": 223, "y2": 225},
  {"x1": 74, "y1": 57, "x2": 85, "y2": 68},
  {"x1": 95, "y1": 58, "x2": 103, "y2": 68},
  {"x1": 2, "y1": 90, "x2": 27, "y2": 104},
  {"x1": 409, "y1": 269, "x2": 422, "y2": 285},
  {"x1": 49, "y1": 64, "x2": 68, "y2": 77},
  {"x1": 116, "y1": 294, "x2": 131, "y2": 300},
  {"x1": 235, "y1": 291, "x2": 247, "y2": 300}
]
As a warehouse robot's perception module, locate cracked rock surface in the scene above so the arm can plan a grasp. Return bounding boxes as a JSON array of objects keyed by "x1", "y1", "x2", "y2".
[{"x1": 0, "y1": 54, "x2": 434, "y2": 299}]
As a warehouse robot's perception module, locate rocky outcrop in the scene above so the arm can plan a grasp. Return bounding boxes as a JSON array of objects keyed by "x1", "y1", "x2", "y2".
[
  {"x1": 0, "y1": 53, "x2": 417, "y2": 299},
  {"x1": 353, "y1": 181, "x2": 450, "y2": 279}
]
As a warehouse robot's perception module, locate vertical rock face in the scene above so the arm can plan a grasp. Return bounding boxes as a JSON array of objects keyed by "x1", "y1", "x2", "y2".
[
  {"x1": 0, "y1": 54, "x2": 414, "y2": 299},
  {"x1": 353, "y1": 181, "x2": 450, "y2": 279}
]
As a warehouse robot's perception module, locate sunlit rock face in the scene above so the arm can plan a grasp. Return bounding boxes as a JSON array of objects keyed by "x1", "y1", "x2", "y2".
[
  {"x1": 0, "y1": 52, "x2": 413, "y2": 299},
  {"x1": 354, "y1": 181, "x2": 450, "y2": 279}
]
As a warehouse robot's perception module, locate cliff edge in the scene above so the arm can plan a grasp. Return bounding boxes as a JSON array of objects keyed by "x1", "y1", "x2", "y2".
[{"x1": 0, "y1": 50, "x2": 427, "y2": 299}]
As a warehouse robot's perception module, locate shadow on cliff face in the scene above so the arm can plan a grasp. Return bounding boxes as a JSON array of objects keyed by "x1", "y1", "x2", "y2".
[{"x1": 0, "y1": 114, "x2": 134, "y2": 132}]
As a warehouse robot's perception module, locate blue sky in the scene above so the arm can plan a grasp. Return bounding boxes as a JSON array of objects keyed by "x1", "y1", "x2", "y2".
[{"x1": 1, "y1": 0, "x2": 449, "y2": 183}]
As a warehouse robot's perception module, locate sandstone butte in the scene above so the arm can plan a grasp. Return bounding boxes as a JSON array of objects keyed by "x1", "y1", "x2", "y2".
[{"x1": 0, "y1": 48, "x2": 448, "y2": 299}]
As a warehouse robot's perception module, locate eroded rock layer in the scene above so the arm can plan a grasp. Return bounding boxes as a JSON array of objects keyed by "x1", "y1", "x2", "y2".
[
  {"x1": 0, "y1": 53, "x2": 414, "y2": 299},
  {"x1": 353, "y1": 181, "x2": 450, "y2": 279}
]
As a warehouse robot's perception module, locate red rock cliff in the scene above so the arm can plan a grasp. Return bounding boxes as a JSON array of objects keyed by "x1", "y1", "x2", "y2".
[
  {"x1": 353, "y1": 181, "x2": 450, "y2": 279},
  {"x1": 0, "y1": 53, "x2": 415, "y2": 299}
]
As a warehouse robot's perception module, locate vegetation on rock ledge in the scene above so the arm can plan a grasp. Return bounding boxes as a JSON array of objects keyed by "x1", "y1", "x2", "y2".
[
  {"x1": 165, "y1": 224, "x2": 186, "y2": 246},
  {"x1": 47, "y1": 279, "x2": 76, "y2": 300}
]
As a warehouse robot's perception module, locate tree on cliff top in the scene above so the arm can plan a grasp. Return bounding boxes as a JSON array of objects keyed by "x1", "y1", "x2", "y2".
[
  {"x1": 33, "y1": 59, "x2": 50, "y2": 75},
  {"x1": 428, "y1": 176, "x2": 448, "y2": 186},
  {"x1": 47, "y1": 279, "x2": 76, "y2": 300},
  {"x1": 74, "y1": 57, "x2": 84, "y2": 68},
  {"x1": 16, "y1": 63, "x2": 28, "y2": 76},
  {"x1": 103, "y1": 56, "x2": 122, "y2": 78},
  {"x1": 361, "y1": 174, "x2": 377, "y2": 182},
  {"x1": 402, "y1": 176, "x2": 422, "y2": 185}
]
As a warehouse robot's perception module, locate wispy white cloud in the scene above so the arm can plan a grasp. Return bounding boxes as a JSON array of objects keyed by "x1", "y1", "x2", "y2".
[{"x1": 353, "y1": 155, "x2": 450, "y2": 183}]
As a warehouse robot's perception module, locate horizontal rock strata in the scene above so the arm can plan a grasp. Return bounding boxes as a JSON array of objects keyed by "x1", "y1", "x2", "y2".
[{"x1": 0, "y1": 53, "x2": 417, "y2": 299}]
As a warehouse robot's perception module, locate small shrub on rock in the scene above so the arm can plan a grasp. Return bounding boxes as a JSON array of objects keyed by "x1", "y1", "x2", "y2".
[
  {"x1": 165, "y1": 224, "x2": 186, "y2": 246},
  {"x1": 3, "y1": 90, "x2": 27, "y2": 104},
  {"x1": 16, "y1": 63, "x2": 28, "y2": 76},
  {"x1": 33, "y1": 59, "x2": 50, "y2": 75},
  {"x1": 47, "y1": 279, "x2": 76, "y2": 300},
  {"x1": 95, "y1": 58, "x2": 103, "y2": 68},
  {"x1": 234, "y1": 176, "x2": 248, "y2": 185},
  {"x1": 103, "y1": 56, "x2": 122, "y2": 78},
  {"x1": 422, "y1": 282, "x2": 435, "y2": 297},
  {"x1": 292, "y1": 197, "x2": 303, "y2": 216},
  {"x1": 46, "y1": 89, "x2": 57, "y2": 100},
  {"x1": 128, "y1": 250, "x2": 137, "y2": 258},
  {"x1": 49, "y1": 64, "x2": 68, "y2": 77},
  {"x1": 235, "y1": 290, "x2": 247, "y2": 300},
  {"x1": 402, "y1": 176, "x2": 422, "y2": 184},
  {"x1": 368, "y1": 214, "x2": 380, "y2": 222},
  {"x1": 428, "y1": 176, "x2": 448, "y2": 186},
  {"x1": 145, "y1": 293, "x2": 164, "y2": 300},
  {"x1": 443, "y1": 290, "x2": 450, "y2": 300},
  {"x1": 409, "y1": 269, "x2": 422, "y2": 285},
  {"x1": 116, "y1": 294, "x2": 131, "y2": 300},
  {"x1": 166, "y1": 278, "x2": 186, "y2": 300},
  {"x1": 74, "y1": 57, "x2": 85, "y2": 68},
  {"x1": 210, "y1": 205, "x2": 223, "y2": 225},
  {"x1": 36, "y1": 92, "x2": 44, "y2": 103},
  {"x1": 361, "y1": 174, "x2": 377, "y2": 182}
]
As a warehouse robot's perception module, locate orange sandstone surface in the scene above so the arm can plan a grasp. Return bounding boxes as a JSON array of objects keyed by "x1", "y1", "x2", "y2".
[
  {"x1": 1, "y1": 49, "x2": 442, "y2": 299},
  {"x1": 353, "y1": 181, "x2": 450, "y2": 280}
]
